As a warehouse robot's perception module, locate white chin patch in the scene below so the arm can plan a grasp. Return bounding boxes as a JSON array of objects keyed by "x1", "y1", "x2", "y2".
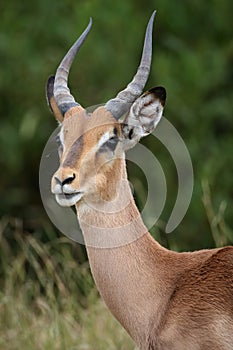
[{"x1": 55, "y1": 192, "x2": 83, "y2": 207}]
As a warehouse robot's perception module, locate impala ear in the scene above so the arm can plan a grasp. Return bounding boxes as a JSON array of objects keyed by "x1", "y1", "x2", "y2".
[
  {"x1": 46, "y1": 76, "x2": 64, "y2": 123},
  {"x1": 121, "y1": 86, "x2": 166, "y2": 148}
]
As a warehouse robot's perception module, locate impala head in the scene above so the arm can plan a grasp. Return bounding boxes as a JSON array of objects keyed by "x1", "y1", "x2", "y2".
[{"x1": 47, "y1": 11, "x2": 166, "y2": 208}]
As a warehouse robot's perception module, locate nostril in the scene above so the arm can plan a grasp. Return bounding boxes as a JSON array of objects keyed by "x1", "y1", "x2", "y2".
[{"x1": 61, "y1": 173, "x2": 76, "y2": 186}]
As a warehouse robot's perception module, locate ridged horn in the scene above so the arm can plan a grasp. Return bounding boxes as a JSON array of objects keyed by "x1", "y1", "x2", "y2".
[
  {"x1": 105, "y1": 11, "x2": 156, "y2": 119},
  {"x1": 53, "y1": 18, "x2": 92, "y2": 116}
]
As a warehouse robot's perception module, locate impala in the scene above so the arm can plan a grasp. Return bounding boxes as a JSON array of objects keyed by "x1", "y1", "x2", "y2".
[{"x1": 46, "y1": 11, "x2": 233, "y2": 350}]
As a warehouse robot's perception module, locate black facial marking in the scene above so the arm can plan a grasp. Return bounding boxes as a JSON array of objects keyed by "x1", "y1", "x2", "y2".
[{"x1": 63, "y1": 135, "x2": 84, "y2": 167}]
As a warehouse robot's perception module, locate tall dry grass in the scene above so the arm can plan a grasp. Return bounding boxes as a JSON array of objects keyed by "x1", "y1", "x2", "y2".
[{"x1": 0, "y1": 218, "x2": 136, "y2": 350}]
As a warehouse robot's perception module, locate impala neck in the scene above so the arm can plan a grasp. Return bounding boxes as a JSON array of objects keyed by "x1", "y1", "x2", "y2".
[
  {"x1": 75, "y1": 156, "x2": 169, "y2": 347},
  {"x1": 76, "y1": 156, "x2": 149, "y2": 248}
]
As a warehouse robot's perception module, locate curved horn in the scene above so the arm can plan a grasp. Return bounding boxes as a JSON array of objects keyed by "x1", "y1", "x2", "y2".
[
  {"x1": 105, "y1": 11, "x2": 156, "y2": 119},
  {"x1": 53, "y1": 18, "x2": 92, "y2": 116}
]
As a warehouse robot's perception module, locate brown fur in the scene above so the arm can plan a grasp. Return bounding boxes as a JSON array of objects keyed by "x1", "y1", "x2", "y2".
[{"x1": 51, "y1": 105, "x2": 233, "y2": 349}]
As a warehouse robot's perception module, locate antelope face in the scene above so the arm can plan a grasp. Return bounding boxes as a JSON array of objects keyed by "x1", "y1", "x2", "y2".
[
  {"x1": 47, "y1": 12, "x2": 166, "y2": 207},
  {"x1": 51, "y1": 106, "x2": 121, "y2": 206}
]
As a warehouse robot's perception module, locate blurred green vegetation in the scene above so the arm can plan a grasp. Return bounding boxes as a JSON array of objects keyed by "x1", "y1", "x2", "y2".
[
  {"x1": 1, "y1": 0, "x2": 233, "y2": 247},
  {"x1": 0, "y1": 0, "x2": 233, "y2": 348}
]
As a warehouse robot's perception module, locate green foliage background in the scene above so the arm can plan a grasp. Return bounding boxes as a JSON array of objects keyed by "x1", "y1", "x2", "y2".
[
  {"x1": 0, "y1": 0, "x2": 232, "y2": 348},
  {"x1": 1, "y1": 0, "x2": 232, "y2": 248}
]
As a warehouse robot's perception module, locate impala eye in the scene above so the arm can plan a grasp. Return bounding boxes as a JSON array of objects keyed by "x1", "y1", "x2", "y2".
[
  {"x1": 106, "y1": 136, "x2": 118, "y2": 151},
  {"x1": 99, "y1": 136, "x2": 118, "y2": 153}
]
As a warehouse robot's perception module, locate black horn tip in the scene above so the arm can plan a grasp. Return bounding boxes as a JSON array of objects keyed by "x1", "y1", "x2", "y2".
[{"x1": 149, "y1": 86, "x2": 166, "y2": 106}]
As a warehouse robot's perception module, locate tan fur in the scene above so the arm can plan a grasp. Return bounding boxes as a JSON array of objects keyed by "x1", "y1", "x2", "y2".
[
  {"x1": 46, "y1": 76, "x2": 64, "y2": 123},
  {"x1": 49, "y1": 95, "x2": 64, "y2": 122},
  {"x1": 51, "y1": 107, "x2": 233, "y2": 350}
]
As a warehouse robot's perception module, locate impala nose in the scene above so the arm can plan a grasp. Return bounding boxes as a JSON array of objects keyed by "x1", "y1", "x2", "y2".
[
  {"x1": 54, "y1": 173, "x2": 76, "y2": 186},
  {"x1": 53, "y1": 173, "x2": 77, "y2": 195}
]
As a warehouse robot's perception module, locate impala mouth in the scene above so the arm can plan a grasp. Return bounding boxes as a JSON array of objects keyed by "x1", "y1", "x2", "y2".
[{"x1": 55, "y1": 192, "x2": 84, "y2": 207}]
